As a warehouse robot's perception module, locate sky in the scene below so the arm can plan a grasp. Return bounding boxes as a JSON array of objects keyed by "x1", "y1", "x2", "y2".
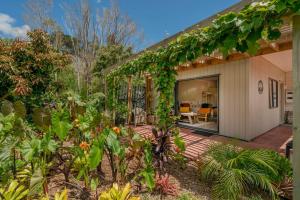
[{"x1": 0, "y1": 0, "x2": 241, "y2": 50}]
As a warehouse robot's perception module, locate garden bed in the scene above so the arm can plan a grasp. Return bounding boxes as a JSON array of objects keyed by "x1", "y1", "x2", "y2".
[{"x1": 47, "y1": 154, "x2": 210, "y2": 200}]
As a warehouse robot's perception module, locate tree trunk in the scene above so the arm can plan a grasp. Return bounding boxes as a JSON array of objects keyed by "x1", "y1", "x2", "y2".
[{"x1": 293, "y1": 15, "x2": 300, "y2": 200}]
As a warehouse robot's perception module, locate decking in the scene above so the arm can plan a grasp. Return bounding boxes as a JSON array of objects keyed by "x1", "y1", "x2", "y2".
[{"x1": 133, "y1": 125, "x2": 292, "y2": 160}]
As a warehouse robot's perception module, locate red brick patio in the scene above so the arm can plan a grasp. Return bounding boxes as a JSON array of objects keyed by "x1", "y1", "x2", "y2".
[{"x1": 133, "y1": 125, "x2": 292, "y2": 160}]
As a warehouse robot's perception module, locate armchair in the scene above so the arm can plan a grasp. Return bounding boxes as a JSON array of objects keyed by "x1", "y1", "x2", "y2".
[{"x1": 197, "y1": 108, "x2": 211, "y2": 122}]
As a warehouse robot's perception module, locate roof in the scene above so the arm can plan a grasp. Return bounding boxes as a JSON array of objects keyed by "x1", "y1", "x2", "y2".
[{"x1": 104, "y1": 0, "x2": 260, "y2": 74}]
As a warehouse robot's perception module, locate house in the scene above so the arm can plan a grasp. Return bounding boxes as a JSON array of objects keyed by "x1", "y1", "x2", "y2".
[{"x1": 106, "y1": 0, "x2": 295, "y2": 141}]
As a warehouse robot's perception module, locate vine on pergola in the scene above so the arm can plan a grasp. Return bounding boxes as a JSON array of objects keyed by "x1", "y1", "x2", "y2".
[{"x1": 107, "y1": 0, "x2": 300, "y2": 130}]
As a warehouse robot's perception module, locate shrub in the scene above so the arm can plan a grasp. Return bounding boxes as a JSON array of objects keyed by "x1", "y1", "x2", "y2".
[
  {"x1": 198, "y1": 144, "x2": 292, "y2": 200},
  {"x1": 0, "y1": 180, "x2": 29, "y2": 200},
  {"x1": 176, "y1": 192, "x2": 200, "y2": 200},
  {"x1": 155, "y1": 174, "x2": 177, "y2": 197},
  {"x1": 99, "y1": 183, "x2": 140, "y2": 200}
]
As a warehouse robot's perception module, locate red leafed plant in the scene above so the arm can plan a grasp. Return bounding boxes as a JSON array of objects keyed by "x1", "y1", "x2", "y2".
[{"x1": 155, "y1": 174, "x2": 178, "y2": 197}]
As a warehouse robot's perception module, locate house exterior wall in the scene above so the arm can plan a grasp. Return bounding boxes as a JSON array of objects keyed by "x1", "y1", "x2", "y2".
[
  {"x1": 285, "y1": 71, "x2": 293, "y2": 112},
  {"x1": 177, "y1": 59, "x2": 250, "y2": 140},
  {"x1": 247, "y1": 56, "x2": 286, "y2": 140},
  {"x1": 176, "y1": 56, "x2": 291, "y2": 141}
]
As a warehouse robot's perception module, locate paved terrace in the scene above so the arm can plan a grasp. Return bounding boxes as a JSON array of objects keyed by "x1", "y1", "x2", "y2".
[{"x1": 133, "y1": 125, "x2": 292, "y2": 160}]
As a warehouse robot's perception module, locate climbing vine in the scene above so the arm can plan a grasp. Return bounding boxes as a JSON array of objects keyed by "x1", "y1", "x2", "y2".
[{"x1": 107, "y1": 0, "x2": 300, "y2": 129}]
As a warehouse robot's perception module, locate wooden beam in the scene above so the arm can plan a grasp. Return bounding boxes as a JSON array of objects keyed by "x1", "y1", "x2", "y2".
[
  {"x1": 292, "y1": 15, "x2": 300, "y2": 200},
  {"x1": 176, "y1": 41, "x2": 292, "y2": 72},
  {"x1": 127, "y1": 76, "x2": 133, "y2": 124},
  {"x1": 145, "y1": 76, "x2": 152, "y2": 123}
]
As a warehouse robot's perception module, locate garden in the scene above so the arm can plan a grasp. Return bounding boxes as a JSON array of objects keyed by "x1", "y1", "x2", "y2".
[{"x1": 1, "y1": 0, "x2": 299, "y2": 199}]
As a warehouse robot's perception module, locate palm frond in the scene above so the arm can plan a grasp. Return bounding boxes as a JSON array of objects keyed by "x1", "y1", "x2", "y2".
[{"x1": 199, "y1": 144, "x2": 290, "y2": 200}]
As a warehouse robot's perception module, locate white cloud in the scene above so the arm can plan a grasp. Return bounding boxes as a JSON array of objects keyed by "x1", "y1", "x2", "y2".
[
  {"x1": 97, "y1": 0, "x2": 102, "y2": 3},
  {"x1": 0, "y1": 13, "x2": 30, "y2": 38}
]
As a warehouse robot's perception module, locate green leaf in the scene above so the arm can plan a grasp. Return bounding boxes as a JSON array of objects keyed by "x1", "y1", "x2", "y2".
[
  {"x1": 41, "y1": 134, "x2": 57, "y2": 153},
  {"x1": 140, "y1": 169, "x2": 155, "y2": 190},
  {"x1": 13, "y1": 101, "x2": 26, "y2": 119},
  {"x1": 29, "y1": 168, "x2": 44, "y2": 193},
  {"x1": 1, "y1": 100, "x2": 13, "y2": 116},
  {"x1": 21, "y1": 139, "x2": 40, "y2": 162},
  {"x1": 174, "y1": 135, "x2": 186, "y2": 152},
  {"x1": 88, "y1": 145, "x2": 103, "y2": 169},
  {"x1": 52, "y1": 121, "x2": 72, "y2": 141},
  {"x1": 106, "y1": 131, "x2": 121, "y2": 155},
  {"x1": 0, "y1": 180, "x2": 29, "y2": 200},
  {"x1": 32, "y1": 108, "x2": 51, "y2": 130},
  {"x1": 267, "y1": 28, "x2": 281, "y2": 41},
  {"x1": 90, "y1": 178, "x2": 99, "y2": 191},
  {"x1": 51, "y1": 110, "x2": 72, "y2": 141},
  {"x1": 275, "y1": 0, "x2": 286, "y2": 13}
]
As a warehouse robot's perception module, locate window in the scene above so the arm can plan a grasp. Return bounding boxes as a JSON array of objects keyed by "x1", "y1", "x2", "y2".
[{"x1": 269, "y1": 78, "x2": 278, "y2": 108}]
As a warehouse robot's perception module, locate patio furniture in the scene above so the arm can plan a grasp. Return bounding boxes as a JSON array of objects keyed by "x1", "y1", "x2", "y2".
[
  {"x1": 197, "y1": 108, "x2": 211, "y2": 122},
  {"x1": 133, "y1": 107, "x2": 147, "y2": 126},
  {"x1": 180, "y1": 112, "x2": 198, "y2": 124},
  {"x1": 179, "y1": 102, "x2": 191, "y2": 113}
]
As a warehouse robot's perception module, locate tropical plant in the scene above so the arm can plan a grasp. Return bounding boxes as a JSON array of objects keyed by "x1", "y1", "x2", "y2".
[
  {"x1": 176, "y1": 192, "x2": 200, "y2": 200},
  {"x1": 0, "y1": 105, "x2": 32, "y2": 182},
  {"x1": 132, "y1": 141, "x2": 153, "y2": 191},
  {"x1": 0, "y1": 180, "x2": 29, "y2": 200},
  {"x1": 151, "y1": 121, "x2": 185, "y2": 173},
  {"x1": 20, "y1": 133, "x2": 58, "y2": 194},
  {"x1": 198, "y1": 144, "x2": 292, "y2": 200},
  {"x1": 99, "y1": 183, "x2": 140, "y2": 200},
  {"x1": 41, "y1": 188, "x2": 68, "y2": 200},
  {"x1": 155, "y1": 174, "x2": 178, "y2": 197}
]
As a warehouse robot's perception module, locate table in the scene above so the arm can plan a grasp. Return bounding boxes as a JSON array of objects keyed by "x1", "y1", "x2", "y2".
[{"x1": 180, "y1": 112, "x2": 198, "y2": 124}]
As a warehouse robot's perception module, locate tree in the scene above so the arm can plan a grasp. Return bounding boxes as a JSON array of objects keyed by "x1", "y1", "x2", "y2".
[
  {"x1": 23, "y1": 0, "x2": 54, "y2": 32},
  {"x1": 62, "y1": 0, "x2": 98, "y2": 96},
  {"x1": 97, "y1": 0, "x2": 143, "y2": 47},
  {"x1": 0, "y1": 30, "x2": 70, "y2": 103},
  {"x1": 23, "y1": 0, "x2": 65, "y2": 51},
  {"x1": 93, "y1": 45, "x2": 132, "y2": 76}
]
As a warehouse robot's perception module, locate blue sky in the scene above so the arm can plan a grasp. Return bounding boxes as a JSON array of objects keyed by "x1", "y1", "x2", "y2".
[{"x1": 0, "y1": 0, "x2": 240, "y2": 50}]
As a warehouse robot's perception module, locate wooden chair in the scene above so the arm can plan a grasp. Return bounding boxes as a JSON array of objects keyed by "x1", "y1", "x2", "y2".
[
  {"x1": 197, "y1": 108, "x2": 211, "y2": 122},
  {"x1": 133, "y1": 107, "x2": 147, "y2": 126}
]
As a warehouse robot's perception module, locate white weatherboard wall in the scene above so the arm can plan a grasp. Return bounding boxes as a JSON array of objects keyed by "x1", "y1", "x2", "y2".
[
  {"x1": 176, "y1": 56, "x2": 287, "y2": 141},
  {"x1": 247, "y1": 56, "x2": 286, "y2": 140},
  {"x1": 285, "y1": 71, "x2": 293, "y2": 112},
  {"x1": 177, "y1": 59, "x2": 250, "y2": 140}
]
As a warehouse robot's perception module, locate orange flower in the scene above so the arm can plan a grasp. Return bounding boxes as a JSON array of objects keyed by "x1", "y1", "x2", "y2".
[
  {"x1": 79, "y1": 141, "x2": 89, "y2": 151},
  {"x1": 112, "y1": 127, "x2": 121, "y2": 135}
]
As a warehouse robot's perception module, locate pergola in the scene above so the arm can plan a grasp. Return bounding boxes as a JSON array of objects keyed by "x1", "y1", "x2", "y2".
[{"x1": 106, "y1": 0, "x2": 300, "y2": 197}]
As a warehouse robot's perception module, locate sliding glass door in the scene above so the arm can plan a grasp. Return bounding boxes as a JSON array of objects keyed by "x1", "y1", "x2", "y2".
[{"x1": 175, "y1": 75, "x2": 219, "y2": 132}]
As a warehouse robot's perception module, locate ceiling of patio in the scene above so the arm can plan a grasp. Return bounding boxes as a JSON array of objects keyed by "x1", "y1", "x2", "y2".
[{"x1": 262, "y1": 49, "x2": 292, "y2": 72}]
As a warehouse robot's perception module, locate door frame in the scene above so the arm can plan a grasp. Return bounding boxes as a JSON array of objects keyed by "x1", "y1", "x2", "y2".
[
  {"x1": 280, "y1": 82, "x2": 285, "y2": 124},
  {"x1": 175, "y1": 74, "x2": 220, "y2": 133}
]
